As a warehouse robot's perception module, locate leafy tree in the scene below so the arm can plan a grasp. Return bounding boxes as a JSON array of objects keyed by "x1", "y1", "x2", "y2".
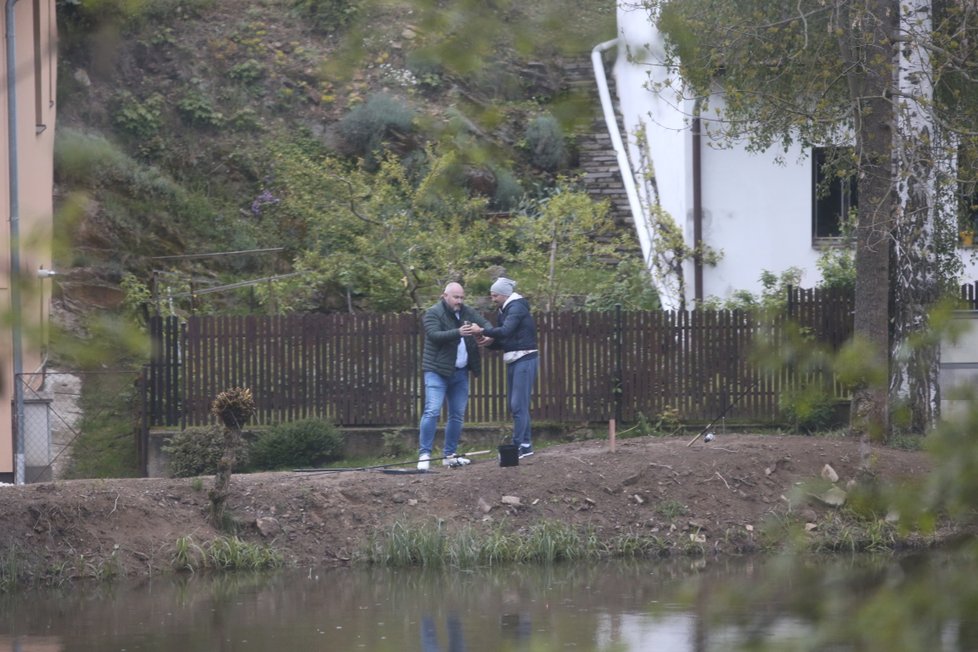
[
  {"x1": 510, "y1": 182, "x2": 641, "y2": 311},
  {"x1": 262, "y1": 144, "x2": 507, "y2": 311}
]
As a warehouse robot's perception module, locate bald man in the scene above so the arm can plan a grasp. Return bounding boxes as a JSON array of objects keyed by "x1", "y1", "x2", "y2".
[{"x1": 416, "y1": 282, "x2": 493, "y2": 470}]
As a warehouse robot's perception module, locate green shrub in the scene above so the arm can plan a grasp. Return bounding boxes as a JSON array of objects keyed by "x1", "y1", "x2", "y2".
[
  {"x1": 523, "y1": 114, "x2": 569, "y2": 172},
  {"x1": 228, "y1": 59, "x2": 266, "y2": 84},
  {"x1": 335, "y1": 93, "x2": 416, "y2": 167},
  {"x1": 292, "y1": 0, "x2": 361, "y2": 32},
  {"x1": 405, "y1": 49, "x2": 444, "y2": 92},
  {"x1": 112, "y1": 91, "x2": 164, "y2": 140},
  {"x1": 779, "y1": 387, "x2": 839, "y2": 434},
  {"x1": 177, "y1": 90, "x2": 224, "y2": 128},
  {"x1": 490, "y1": 166, "x2": 524, "y2": 211},
  {"x1": 163, "y1": 425, "x2": 249, "y2": 477},
  {"x1": 249, "y1": 418, "x2": 344, "y2": 470}
]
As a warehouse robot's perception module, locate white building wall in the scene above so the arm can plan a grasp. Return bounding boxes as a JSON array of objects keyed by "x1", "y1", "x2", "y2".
[
  {"x1": 696, "y1": 113, "x2": 824, "y2": 300},
  {"x1": 613, "y1": 2, "x2": 978, "y2": 304}
]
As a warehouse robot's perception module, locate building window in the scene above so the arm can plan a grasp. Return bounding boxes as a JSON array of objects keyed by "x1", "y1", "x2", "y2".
[
  {"x1": 812, "y1": 147, "x2": 857, "y2": 240},
  {"x1": 958, "y1": 146, "x2": 978, "y2": 242}
]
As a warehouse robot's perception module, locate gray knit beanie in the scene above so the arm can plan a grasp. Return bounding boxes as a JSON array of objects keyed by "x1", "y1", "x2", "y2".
[{"x1": 490, "y1": 277, "x2": 515, "y2": 296}]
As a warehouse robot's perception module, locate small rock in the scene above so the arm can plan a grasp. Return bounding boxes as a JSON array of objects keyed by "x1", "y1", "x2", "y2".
[
  {"x1": 478, "y1": 497, "x2": 493, "y2": 513},
  {"x1": 805, "y1": 522, "x2": 818, "y2": 532},
  {"x1": 622, "y1": 474, "x2": 641, "y2": 487},
  {"x1": 632, "y1": 494, "x2": 645, "y2": 505},
  {"x1": 501, "y1": 495, "x2": 521, "y2": 506},
  {"x1": 407, "y1": 499, "x2": 418, "y2": 506},
  {"x1": 815, "y1": 486, "x2": 847, "y2": 507},
  {"x1": 821, "y1": 464, "x2": 839, "y2": 483},
  {"x1": 255, "y1": 517, "x2": 281, "y2": 537},
  {"x1": 73, "y1": 68, "x2": 92, "y2": 88}
]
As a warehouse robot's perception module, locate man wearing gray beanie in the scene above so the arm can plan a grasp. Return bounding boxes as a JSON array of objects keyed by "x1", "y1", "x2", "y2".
[{"x1": 471, "y1": 277, "x2": 538, "y2": 459}]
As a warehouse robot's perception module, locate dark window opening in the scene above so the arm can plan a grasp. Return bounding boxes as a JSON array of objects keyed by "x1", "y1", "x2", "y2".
[
  {"x1": 812, "y1": 147, "x2": 857, "y2": 240},
  {"x1": 958, "y1": 146, "x2": 978, "y2": 236}
]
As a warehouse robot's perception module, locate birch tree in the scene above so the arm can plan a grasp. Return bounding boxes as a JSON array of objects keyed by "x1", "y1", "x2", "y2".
[{"x1": 642, "y1": 0, "x2": 976, "y2": 439}]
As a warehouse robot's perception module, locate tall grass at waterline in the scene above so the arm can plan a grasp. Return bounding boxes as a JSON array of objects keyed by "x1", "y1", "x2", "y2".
[
  {"x1": 362, "y1": 520, "x2": 677, "y2": 567},
  {"x1": 171, "y1": 535, "x2": 284, "y2": 572}
]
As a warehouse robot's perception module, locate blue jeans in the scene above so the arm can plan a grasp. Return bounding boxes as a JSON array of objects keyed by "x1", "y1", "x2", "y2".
[
  {"x1": 419, "y1": 369, "x2": 470, "y2": 456},
  {"x1": 507, "y1": 355, "x2": 538, "y2": 447}
]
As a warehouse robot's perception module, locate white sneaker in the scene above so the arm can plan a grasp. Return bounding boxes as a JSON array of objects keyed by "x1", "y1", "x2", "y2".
[
  {"x1": 443, "y1": 454, "x2": 471, "y2": 467},
  {"x1": 417, "y1": 453, "x2": 430, "y2": 471}
]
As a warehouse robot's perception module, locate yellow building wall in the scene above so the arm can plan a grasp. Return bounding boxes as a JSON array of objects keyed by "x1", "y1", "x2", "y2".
[{"x1": 0, "y1": 0, "x2": 57, "y2": 479}]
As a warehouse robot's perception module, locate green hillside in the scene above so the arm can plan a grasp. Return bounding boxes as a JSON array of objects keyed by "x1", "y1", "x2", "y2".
[{"x1": 53, "y1": 0, "x2": 652, "y2": 318}]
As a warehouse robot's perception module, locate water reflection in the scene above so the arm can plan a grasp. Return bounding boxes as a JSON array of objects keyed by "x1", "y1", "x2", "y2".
[{"x1": 0, "y1": 552, "x2": 974, "y2": 651}]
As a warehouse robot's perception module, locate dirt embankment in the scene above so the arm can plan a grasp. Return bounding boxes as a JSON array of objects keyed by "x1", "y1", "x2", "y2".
[{"x1": 0, "y1": 434, "x2": 938, "y2": 580}]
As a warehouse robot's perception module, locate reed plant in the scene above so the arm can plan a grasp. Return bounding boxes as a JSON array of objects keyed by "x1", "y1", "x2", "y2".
[
  {"x1": 171, "y1": 535, "x2": 283, "y2": 572},
  {"x1": 363, "y1": 520, "x2": 663, "y2": 568}
]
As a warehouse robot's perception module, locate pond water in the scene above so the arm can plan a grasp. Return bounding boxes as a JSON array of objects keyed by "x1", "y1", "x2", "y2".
[{"x1": 0, "y1": 552, "x2": 975, "y2": 651}]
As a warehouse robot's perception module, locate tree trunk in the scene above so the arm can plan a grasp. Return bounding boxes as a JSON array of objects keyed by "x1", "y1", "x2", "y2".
[
  {"x1": 209, "y1": 426, "x2": 240, "y2": 527},
  {"x1": 844, "y1": 0, "x2": 899, "y2": 443}
]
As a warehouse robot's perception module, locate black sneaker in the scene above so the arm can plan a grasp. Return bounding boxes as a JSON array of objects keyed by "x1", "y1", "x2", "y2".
[{"x1": 518, "y1": 445, "x2": 534, "y2": 459}]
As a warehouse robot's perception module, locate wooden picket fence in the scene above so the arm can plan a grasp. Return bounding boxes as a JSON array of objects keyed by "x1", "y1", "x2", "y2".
[{"x1": 144, "y1": 287, "x2": 864, "y2": 429}]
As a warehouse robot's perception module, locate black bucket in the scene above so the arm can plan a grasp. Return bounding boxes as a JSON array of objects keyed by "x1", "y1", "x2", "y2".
[{"x1": 498, "y1": 444, "x2": 519, "y2": 467}]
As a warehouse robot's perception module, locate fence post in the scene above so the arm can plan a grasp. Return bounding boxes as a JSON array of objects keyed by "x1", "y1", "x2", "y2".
[{"x1": 614, "y1": 303, "x2": 623, "y2": 424}]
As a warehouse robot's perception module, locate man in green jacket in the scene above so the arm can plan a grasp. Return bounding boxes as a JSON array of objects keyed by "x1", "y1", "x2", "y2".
[{"x1": 417, "y1": 282, "x2": 494, "y2": 470}]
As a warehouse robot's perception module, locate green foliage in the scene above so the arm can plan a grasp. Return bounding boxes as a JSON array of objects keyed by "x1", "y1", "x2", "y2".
[
  {"x1": 816, "y1": 248, "x2": 856, "y2": 292},
  {"x1": 335, "y1": 93, "x2": 417, "y2": 167},
  {"x1": 248, "y1": 418, "x2": 344, "y2": 471},
  {"x1": 62, "y1": 370, "x2": 141, "y2": 479},
  {"x1": 263, "y1": 144, "x2": 504, "y2": 311},
  {"x1": 163, "y1": 426, "x2": 249, "y2": 478},
  {"x1": 381, "y1": 429, "x2": 411, "y2": 458},
  {"x1": 177, "y1": 89, "x2": 225, "y2": 128},
  {"x1": 489, "y1": 165, "x2": 524, "y2": 212},
  {"x1": 778, "y1": 387, "x2": 839, "y2": 434},
  {"x1": 292, "y1": 0, "x2": 361, "y2": 32},
  {"x1": 405, "y1": 48, "x2": 445, "y2": 93},
  {"x1": 655, "y1": 499, "x2": 689, "y2": 520},
  {"x1": 171, "y1": 535, "x2": 283, "y2": 572},
  {"x1": 119, "y1": 272, "x2": 152, "y2": 325},
  {"x1": 511, "y1": 182, "x2": 633, "y2": 311},
  {"x1": 583, "y1": 258, "x2": 660, "y2": 311},
  {"x1": 363, "y1": 519, "x2": 611, "y2": 567},
  {"x1": 717, "y1": 267, "x2": 803, "y2": 312},
  {"x1": 522, "y1": 114, "x2": 569, "y2": 173},
  {"x1": 228, "y1": 59, "x2": 266, "y2": 84},
  {"x1": 111, "y1": 92, "x2": 164, "y2": 141}
]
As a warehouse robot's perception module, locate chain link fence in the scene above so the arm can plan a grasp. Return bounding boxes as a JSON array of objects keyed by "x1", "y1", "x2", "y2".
[{"x1": 16, "y1": 369, "x2": 141, "y2": 483}]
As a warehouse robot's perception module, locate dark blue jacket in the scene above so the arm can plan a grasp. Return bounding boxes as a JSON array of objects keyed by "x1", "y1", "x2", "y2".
[{"x1": 484, "y1": 296, "x2": 537, "y2": 353}]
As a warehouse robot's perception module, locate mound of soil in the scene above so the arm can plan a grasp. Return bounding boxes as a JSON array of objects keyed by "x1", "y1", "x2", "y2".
[{"x1": 0, "y1": 434, "x2": 935, "y2": 579}]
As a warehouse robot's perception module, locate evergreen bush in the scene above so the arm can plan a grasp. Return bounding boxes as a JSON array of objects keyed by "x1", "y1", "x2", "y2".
[
  {"x1": 164, "y1": 425, "x2": 249, "y2": 478},
  {"x1": 249, "y1": 418, "x2": 344, "y2": 471},
  {"x1": 293, "y1": 0, "x2": 361, "y2": 32},
  {"x1": 523, "y1": 114, "x2": 569, "y2": 172},
  {"x1": 490, "y1": 166, "x2": 524, "y2": 211},
  {"x1": 335, "y1": 93, "x2": 416, "y2": 167}
]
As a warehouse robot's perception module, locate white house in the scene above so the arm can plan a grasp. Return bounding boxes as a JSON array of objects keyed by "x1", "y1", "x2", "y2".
[{"x1": 601, "y1": 3, "x2": 978, "y2": 310}]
